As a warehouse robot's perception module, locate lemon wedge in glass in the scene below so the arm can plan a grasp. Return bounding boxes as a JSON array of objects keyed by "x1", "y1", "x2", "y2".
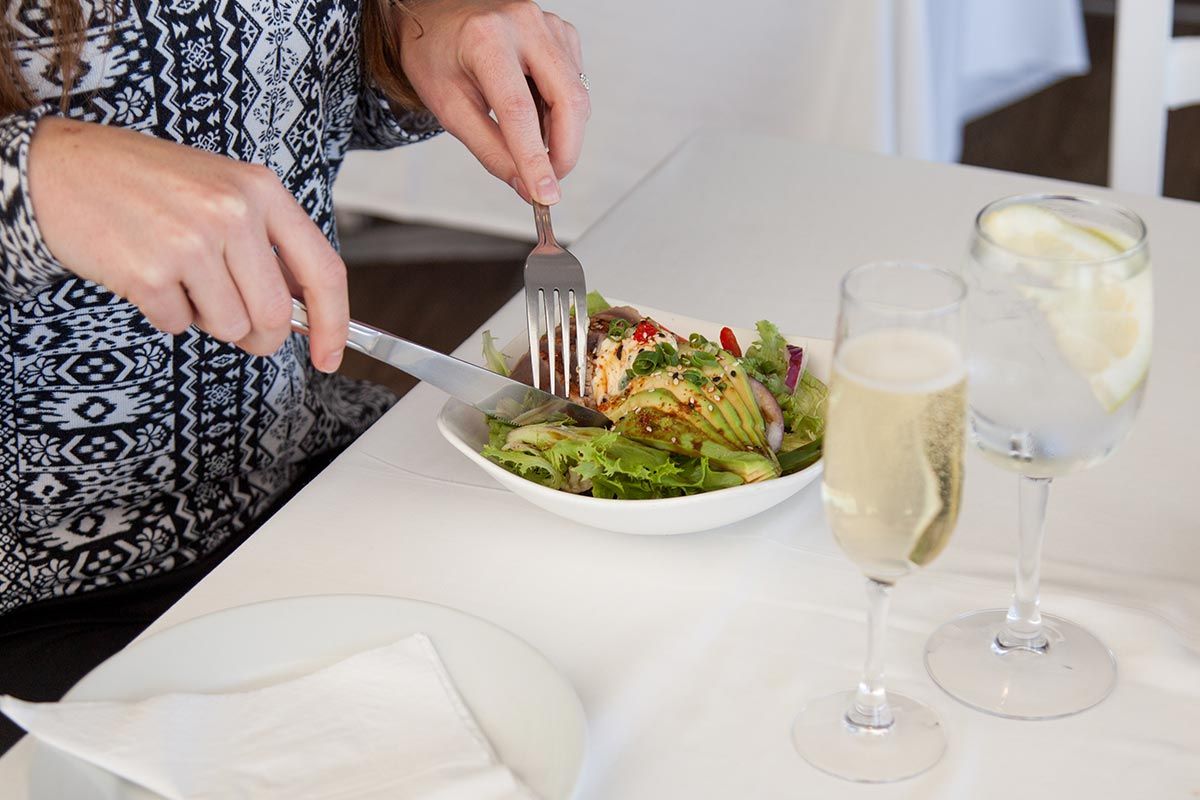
[{"x1": 980, "y1": 204, "x2": 1152, "y2": 413}]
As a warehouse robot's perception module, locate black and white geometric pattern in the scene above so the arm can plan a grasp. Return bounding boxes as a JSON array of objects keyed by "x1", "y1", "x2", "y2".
[{"x1": 0, "y1": 0, "x2": 440, "y2": 613}]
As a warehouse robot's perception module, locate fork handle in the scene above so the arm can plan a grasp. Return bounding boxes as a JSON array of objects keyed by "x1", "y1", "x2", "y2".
[
  {"x1": 527, "y1": 78, "x2": 558, "y2": 248},
  {"x1": 533, "y1": 202, "x2": 556, "y2": 248}
]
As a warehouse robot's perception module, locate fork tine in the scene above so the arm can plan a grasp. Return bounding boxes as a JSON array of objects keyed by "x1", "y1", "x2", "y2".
[
  {"x1": 556, "y1": 289, "x2": 572, "y2": 397},
  {"x1": 526, "y1": 287, "x2": 542, "y2": 390},
  {"x1": 564, "y1": 290, "x2": 576, "y2": 396},
  {"x1": 544, "y1": 289, "x2": 557, "y2": 397},
  {"x1": 573, "y1": 290, "x2": 588, "y2": 398}
]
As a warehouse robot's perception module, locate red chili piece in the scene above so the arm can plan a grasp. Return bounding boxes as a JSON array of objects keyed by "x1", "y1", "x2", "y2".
[
  {"x1": 633, "y1": 320, "x2": 660, "y2": 344},
  {"x1": 719, "y1": 327, "x2": 742, "y2": 357}
]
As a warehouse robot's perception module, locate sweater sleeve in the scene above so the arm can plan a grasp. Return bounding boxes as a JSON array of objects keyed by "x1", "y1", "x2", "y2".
[
  {"x1": 0, "y1": 104, "x2": 68, "y2": 305},
  {"x1": 348, "y1": 83, "x2": 443, "y2": 151}
]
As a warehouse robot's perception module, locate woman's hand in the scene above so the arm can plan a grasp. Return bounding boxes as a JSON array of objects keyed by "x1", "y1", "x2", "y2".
[
  {"x1": 28, "y1": 117, "x2": 348, "y2": 372},
  {"x1": 398, "y1": 0, "x2": 589, "y2": 205}
]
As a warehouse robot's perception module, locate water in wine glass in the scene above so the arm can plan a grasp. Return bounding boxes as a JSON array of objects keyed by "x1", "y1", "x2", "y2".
[
  {"x1": 966, "y1": 203, "x2": 1152, "y2": 477},
  {"x1": 924, "y1": 195, "x2": 1149, "y2": 721},
  {"x1": 823, "y1": 329, "x2": 967, "y2": 582}
]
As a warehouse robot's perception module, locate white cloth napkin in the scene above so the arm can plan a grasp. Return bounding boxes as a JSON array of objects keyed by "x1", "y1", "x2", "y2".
[{"x1": 0, "y1": 634, "x2": 539, "y2": 800}]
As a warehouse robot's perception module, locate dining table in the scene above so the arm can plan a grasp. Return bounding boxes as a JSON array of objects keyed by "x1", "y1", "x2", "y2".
[{"x1": 1, "y1": 131, "x2": 1197, "y2": 798}]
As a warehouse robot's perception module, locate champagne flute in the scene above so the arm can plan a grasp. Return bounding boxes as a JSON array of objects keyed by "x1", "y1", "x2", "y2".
[
  {"x1": 924, "y1": 194, "x2": 1151, "y2": 719},
  {"x1": 793, "y1": 262, "x2": 967, "y2": 783}
]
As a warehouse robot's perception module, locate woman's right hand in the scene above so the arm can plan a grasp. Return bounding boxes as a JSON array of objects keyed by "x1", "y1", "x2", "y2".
[{"x1": 27, "y1": 117, "x2": 349, "y2": 373}]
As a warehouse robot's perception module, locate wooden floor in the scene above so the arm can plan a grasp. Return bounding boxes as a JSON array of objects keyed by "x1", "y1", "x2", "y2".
[{"x1": 340, "y1": 10, "x2": 1198, "y2": 397}]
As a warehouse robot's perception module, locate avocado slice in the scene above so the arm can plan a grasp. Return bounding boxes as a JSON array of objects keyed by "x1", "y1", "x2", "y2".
[
  {"x1": 714, "y1": 350, "x2": 768, "y2": 436},
  {"x1": 609, "y1": 387, "x2": 740, "y2": 452},
  {"x1": 707, "y1": 353, "x2": 768, "y2": 451},
  {"x1": 608, "y1": 373, "x2": 753, "y2": 451},
  {"x1": 612, "y1": 394, "x2": 780, "y2": 484},
  {"x1": 614, "y1": 401, "x2": 723, "y2": 457},
  {"x1": 685, "y1": 366, "x2": 759, "y2": 450}
]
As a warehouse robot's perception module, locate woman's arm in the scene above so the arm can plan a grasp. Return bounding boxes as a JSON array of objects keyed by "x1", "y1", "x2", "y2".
[
  {"x1": 0, "y1": 106, "x2": 71, "y2": 304},
  {"x1": 26, "y1": 117, "x2": 351, "y2": 372}
]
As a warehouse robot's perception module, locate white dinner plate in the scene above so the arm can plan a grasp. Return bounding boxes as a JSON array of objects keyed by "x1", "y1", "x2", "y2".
[
  {"x1": 28, "y1": 595, "x2": 587, "y2": 800},
  {"x1": 438, "y1": 302, "x2": 831, "y2": 535}
]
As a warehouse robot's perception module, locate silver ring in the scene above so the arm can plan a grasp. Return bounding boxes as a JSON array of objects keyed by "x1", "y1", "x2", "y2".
[{"x1": 578, "y1": 72, "x2": 590, "y2": 92}]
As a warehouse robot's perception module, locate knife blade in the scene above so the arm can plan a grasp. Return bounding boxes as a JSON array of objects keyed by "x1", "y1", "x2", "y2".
[{"x1": 290, "y1": 299, "x2": 611, "y2": 429}]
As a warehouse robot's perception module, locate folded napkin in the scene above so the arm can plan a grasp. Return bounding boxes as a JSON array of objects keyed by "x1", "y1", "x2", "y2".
[{"x1": 1, "y1": 634, "x2": 539, "y2": 800}]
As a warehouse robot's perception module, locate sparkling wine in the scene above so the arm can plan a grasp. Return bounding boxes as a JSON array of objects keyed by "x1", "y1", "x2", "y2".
[{"x1": 822, "y1": 329, "x2": 967, "y2": 582}]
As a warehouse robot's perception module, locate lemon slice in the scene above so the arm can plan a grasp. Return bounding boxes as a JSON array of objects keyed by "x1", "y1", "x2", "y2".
[
  {"x1": 980, "y1": 204, "x2": 1152, "y2": 413},
  {"x1": 981, "y1": 204, "x2": 1127, "y2": 262}
]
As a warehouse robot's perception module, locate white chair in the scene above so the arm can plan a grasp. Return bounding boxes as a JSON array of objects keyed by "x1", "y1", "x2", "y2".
[{"x1": 1110, "y1": 0, "x2": 1200, "y2": 195}]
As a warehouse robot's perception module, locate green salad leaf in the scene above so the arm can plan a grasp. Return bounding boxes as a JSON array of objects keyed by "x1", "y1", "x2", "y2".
[
  {"x1": 483, "y1": 424, "x2": 743, "y2": 499},
  {"x1": 742, "y1": 320, "x2": 828, "y2": 449},
  {"x1": 586, "y1": 291, "x2": 611, "y2": 316},
  {"x1": 481, "y1": 330, "x2": 509, "y2": 376}
]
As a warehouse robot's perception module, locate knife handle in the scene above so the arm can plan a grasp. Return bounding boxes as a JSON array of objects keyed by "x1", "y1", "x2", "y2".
[{"x1": 289, "y1": 298, "x2": 381, "y2": 357}]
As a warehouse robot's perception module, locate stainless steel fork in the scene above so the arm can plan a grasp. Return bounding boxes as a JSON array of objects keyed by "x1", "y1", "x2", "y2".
[{"x1": 523, "y1": 86, "x2": 588, "y2": 398}]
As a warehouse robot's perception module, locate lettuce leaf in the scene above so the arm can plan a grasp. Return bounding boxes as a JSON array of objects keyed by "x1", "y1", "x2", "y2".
[
  {"x1": 481, "y1": 330, "x2": 510, "y2": 376},
  {"x1": 787, "y1": 370, "x2": 828, "y2": 444},
  {"x1": 742, "y1": 320, "x2": 790, "y2": 377},
  {"x1": 487, "y1": 418, "x2": 516, "y2": 448},
  {"x1": 586, "y1": 291, "x2": 611, "y2": 316},
  {"x1": 742, "y1": 320, "x2": 828, "y2": 449},
  {"x1": 483, "y1": 424, "x2": 743, "y2": 499}
]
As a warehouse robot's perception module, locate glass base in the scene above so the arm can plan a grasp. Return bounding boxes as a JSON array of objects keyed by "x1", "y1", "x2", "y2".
[
  {"x1": 924, "y1": 609, "x2": 1116, "y2": 720},
  {"x1": 792, "y1": 690, "x2": 945, "y2": 783}
]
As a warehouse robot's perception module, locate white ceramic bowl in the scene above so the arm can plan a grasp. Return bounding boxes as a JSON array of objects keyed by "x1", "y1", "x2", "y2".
[{"x1": 437, "y1": 303, "x2": 831, "y2": 535}]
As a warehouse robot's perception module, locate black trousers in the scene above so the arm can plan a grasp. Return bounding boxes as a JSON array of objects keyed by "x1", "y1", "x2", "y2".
[{"x1": 0, "y1": 452, "x2": 337, "y2": 755}]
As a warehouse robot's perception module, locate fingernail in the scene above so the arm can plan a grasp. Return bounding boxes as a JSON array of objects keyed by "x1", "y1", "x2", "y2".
[
  {"x1": 536, "y1": 177, "x2": 560, "y2": 205},
  {"x1": 324, "y1": 346, "x2": 344, "y2": 373},
  {"x1": 511, "y1": 177, "x2": 528, "y2": 201}
]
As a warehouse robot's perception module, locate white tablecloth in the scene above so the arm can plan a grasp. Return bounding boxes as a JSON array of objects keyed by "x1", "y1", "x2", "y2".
[
  {"x1": 334, "y1": 0, "x2": 1088, "y2": 241},
  {"x1": 3, "y1": 133, "x2": 1197, "y2": 798}
]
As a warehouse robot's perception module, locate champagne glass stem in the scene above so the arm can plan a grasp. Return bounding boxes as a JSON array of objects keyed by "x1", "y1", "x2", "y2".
[
  {"x1": 997, "y1": 476, "x2": 1051, "y2": 651},
  {"x1": 848, "y1": 577, "x2": 895, "y2": 729}
]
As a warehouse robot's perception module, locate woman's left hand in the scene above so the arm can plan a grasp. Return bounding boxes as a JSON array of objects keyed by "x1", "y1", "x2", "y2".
[{"x1": 397, "y1": 1, "x2": 589, "y2": 206}]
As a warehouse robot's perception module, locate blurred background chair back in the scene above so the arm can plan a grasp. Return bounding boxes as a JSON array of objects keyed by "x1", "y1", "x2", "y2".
[{"x1": 1110, "y1": 0, "x2": 1200, "y2": 194}]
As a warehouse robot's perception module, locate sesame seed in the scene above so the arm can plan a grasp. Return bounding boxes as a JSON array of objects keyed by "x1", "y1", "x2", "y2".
[
  {"x1": 673, "y1": 378, "x2": 680, "y2": 385},
  {"x1": 707, "y1": 404, "x2": 714, "y2": 411},
  {"x1": 715, "y1": 394, "x2": 722, "y2": 401},
  {"x1": 645, "y1": 425, "x2": 653, "y2": 433},
  {"x1": 670, "y1": 437, "x2": 677, "y2": 443}
]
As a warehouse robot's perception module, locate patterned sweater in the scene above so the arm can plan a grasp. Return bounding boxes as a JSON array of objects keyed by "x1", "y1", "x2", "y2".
[{"x1": 0, "y1": 0, "x2": 439, "y2": 614}]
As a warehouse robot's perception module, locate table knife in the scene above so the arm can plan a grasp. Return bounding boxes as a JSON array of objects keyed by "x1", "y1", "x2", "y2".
[{"x1": 289, "y1": 299, "x2": 609, "y2": 428}]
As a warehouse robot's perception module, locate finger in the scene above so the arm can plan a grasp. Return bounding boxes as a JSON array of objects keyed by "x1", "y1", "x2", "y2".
[
  {"x1": 544, "y1": 14, "x2": 583, "y2": 70},
  {"x1": 264, "y1": 193, "x2": 348, "y2": 373},
  {"x1": 435, "y1": 86, "x2": 529, "y2": 200},
  {"x1": 523, "y1": 37, "x2": 590, "y2": 179},
  {"x1": 470, "y1": 48, "x2": 560, "y2": 204},
  {"x1": 181, "y1": 257, "x2": 252, "y2": 344},
  {"x1": 225, "y1": 231, "x2": 294, "y2": 357},
  {"x1": 564, "y1": 22, "x2": 583, "y2": 69},
  {"x1": 137, "y1": 283, "x2": 194, "y2": 336}
]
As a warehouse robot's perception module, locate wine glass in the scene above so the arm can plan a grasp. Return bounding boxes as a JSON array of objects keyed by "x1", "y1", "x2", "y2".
[
  {"x1": 793, "y1": 262, "x2": 967, "y2": 783},
  {"x1": 924, "y1": 194, "x2": 1152, "y2": 719}
]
